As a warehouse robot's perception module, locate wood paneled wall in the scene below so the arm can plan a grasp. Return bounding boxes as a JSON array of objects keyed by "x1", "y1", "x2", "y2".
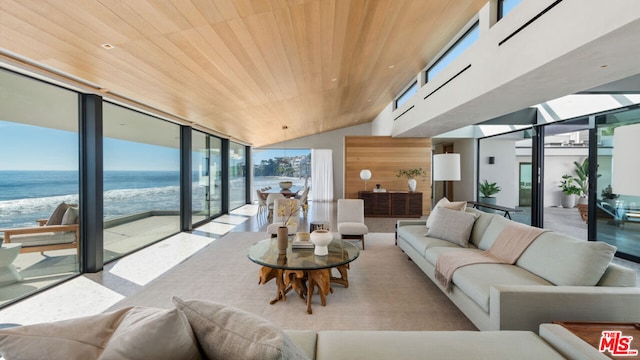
[{"x1": 344, "y1": 136, "x2": 432, "y2": 215}]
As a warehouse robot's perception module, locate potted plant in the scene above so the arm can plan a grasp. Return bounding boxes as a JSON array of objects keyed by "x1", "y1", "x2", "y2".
[
  {"x1": 601, "y1": 185, "x2": 619, "y2": 208},
  {"x1": 478, "y1": 180, "x2": 501, "y2": 212},
  {"x1": 558, "y1": 174, "x2": 580, "y2": 208},
  {"x1": 572, "y1": 158, "x2": 589, "y2": 205},
  {"x1": 396, "y1": 168, "x2": 427, "y2": 192}
]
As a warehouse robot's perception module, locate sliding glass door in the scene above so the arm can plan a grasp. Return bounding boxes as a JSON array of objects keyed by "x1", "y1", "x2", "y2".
[
  {"x1": 103, "y1": 103, "x2": 181, "y2": 262},
  {"x1": 541, "y1": 118, "x2": 590, "y2": 240},
  {"x1": 595, "y1": 109, "x2": 640, "y2": 259},
  {"x1": 478, "y1": 129, "x2": 533, "y2": 225}
]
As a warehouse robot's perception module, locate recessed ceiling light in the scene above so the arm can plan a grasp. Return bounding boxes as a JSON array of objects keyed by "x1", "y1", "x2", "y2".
[
  {"x1": 368, "y1": 98, "x2": 372, "y2": 102},
  {"x1": 101, "y1": 43, "x2": 115, "y2": 50},
  {"x1": 331, "y1": 78, "x2": 337, "y2": 82},
  {"x1": 388, "y1": 65, "x2": 395, "y2": 69}
]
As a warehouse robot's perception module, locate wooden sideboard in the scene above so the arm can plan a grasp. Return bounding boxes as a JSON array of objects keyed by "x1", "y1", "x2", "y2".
[{"x1": 358, "y1": 191, "x2": 422, "y2": 218}]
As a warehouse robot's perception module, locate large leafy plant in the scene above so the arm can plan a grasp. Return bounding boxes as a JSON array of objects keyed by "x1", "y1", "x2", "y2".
[
  {"x1": 558, "y1": 174, "x2": 581, "y2": 195},
  {"x1": 479, "y1": 180, "x2": 501, "y2": 197}
]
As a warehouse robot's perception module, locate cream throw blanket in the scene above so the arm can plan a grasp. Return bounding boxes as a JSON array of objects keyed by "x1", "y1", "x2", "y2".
[{"x1": 435, "y1": 222, "x2": 548, "y2": 291}]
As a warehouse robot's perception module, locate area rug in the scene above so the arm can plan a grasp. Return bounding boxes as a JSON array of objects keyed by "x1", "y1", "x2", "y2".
[{"x1": 108, "y1": 232, "x2": 475, "y2": 331}]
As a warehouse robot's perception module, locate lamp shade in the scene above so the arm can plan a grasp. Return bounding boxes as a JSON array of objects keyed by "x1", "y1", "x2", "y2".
[
  {"x1": 433, "y1": 153, "x2": 461, "y2": 181},
  {"x1": 613, "y1": 123, "x2": 640, "y2": 196},
  {"x1": 360, "y1": 169, "x2": 372, "y2": 180}
]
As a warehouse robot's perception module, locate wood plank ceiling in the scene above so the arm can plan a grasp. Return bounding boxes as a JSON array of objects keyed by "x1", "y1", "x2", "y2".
[{"x1": 0, "y1": 0, "x2": 485, "y2": 147}]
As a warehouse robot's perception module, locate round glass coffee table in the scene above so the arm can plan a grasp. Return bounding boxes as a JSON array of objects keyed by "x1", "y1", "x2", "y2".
[{"x1": 248, "y1": 238, "x2": 360, "y2": 314}]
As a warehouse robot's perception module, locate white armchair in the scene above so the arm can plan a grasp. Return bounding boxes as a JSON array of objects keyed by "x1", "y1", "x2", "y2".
[
  {"x1": 337, "y1": 199, "x2": 368, "y2": 250},
  {"x1": 266, "y1": 198, "x2": 300, "y2": 237}
]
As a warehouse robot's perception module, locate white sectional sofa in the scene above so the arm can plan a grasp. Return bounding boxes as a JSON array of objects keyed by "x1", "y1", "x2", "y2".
[
  {"x1": 0, "y1": 297, "x2": 612, "y2": 359},
  {"x1": 396, "y1": 205, "x2": 640, "y2": 332}
]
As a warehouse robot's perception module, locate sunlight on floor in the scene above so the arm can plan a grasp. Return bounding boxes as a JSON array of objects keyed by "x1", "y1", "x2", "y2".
[
  {"x1": 109, "y1": 232, "x2": 214, "y2": 286},
  {"x1": 213, "y1": 214, "x2": 249, "y2": 225},
  {"x1": 0, "y1": 276, "x2": 125, "y2": 325},
  {"x1": 195, "y1": 222, "x2": 237, "y2": 235}
]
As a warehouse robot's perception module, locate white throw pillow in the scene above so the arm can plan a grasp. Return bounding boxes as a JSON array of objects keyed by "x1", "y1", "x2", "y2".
[
  {"x1": 427, "y1": 197, "x2": 467, "y2": 228},
  {"x1": 172, "y1": 296, "x2": 310, "y2": 360},
  {"x1": 426, "y1": 206, "x2": 478, "y2": 247}
]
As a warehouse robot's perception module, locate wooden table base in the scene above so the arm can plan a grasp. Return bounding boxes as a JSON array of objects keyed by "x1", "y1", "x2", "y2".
[{"x1": 259, "y1": 265, "x2": 350, "y2": 314}]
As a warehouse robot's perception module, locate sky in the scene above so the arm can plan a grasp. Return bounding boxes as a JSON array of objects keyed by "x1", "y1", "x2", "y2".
[
  {"x1": 0, "y1": 120, "x2": 179, "y2": 171},
  {"x1": 253, "y1": 149, "x2": 310, "y2": 164},
  {"x1": 0, "y1": 121, "x2": 310, "y2": 171}
]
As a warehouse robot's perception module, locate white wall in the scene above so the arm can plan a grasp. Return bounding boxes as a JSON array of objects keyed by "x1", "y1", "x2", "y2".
[
  {"x1": 543, "y1": 149, "x2": 587, "y2": 207},
  {"x1": 388, "y1": 0, "x2": 640, "y2": 138},
  {"x1": 256, "y1": 123, "x2": 372, "y2": 199},
  {"x1": 478, "y1": 139, "x2": 518, "y2": 208}
]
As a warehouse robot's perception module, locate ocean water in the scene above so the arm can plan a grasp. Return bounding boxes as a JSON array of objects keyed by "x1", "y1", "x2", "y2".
[
  {"x1": 0, "y1": 170, "x2": 180, "y2": 228},
  {"x1": 0, "y1": 172, "x2": 309, "y2": 229}
]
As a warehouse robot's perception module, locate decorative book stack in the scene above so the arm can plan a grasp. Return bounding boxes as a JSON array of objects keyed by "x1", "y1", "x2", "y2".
[{"x1": 292, "y1": 232, "x2": 314, "y2": 249}]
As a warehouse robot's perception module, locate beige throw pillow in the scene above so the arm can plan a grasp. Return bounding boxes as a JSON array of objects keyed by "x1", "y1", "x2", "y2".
[
  {"x1": 172, "y1": 297, "x2": 310, "y2": 360},
  {"x1": 426, "y1": 206, "x2": 478, "y2": 247},
  {"x1": 46, "y1": 202, "x2": 70, "y2": 226},
  {"x1": 0, "y1": 307, "x2": 132, "y2": 360},
  {"x1": 0, "y1": 306, "x2": 201, "y2": 360},
  {"x1": 99, "y1": 307, "x2": 201, "y2": 360},
  {"x1": 427, "y1": 198, "x2": 467, "y2": 228},
  {"x1": 62, "y1": 206, "x2": 79, "y2": 225}
]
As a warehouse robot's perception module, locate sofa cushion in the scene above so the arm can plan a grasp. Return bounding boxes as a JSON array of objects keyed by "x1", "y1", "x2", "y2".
[
  {"x1": 426, "y1": 197, "x2": 467, "y2": 228},
  {"x1": 425, "y1": 247, "x2": 477, "y2": 266},
  {"x1": 283, "y1": 330, "x2": 317, "y2": 360},
  {"x1": 10, "y1": 231, "x2": 76, "y2": 247},
  {"x1": 476, "y1": 215, "x2": 511, "y2": 250},
  {"x1": 426, "y1": 207, "x2": 478, "y2": 247},
  {"x1": 172, "y1": 297, "x2": 310, "y2": 360},
  {"x1": 0, "y1": 306, "x2": 201, "y2": 360},
  {"x1": 316, "y1": 330, "x2": 565, "y2": 360},
  {"x1": 451, "y1": 263, "x2": 553, "y2": 312},
  {"x1": 398, "y1": 225, "x2": 461, "y2": 256},
  {"x1": 516, "y1": 232, "x2": 616, "y2": 286},
  {"x1": 466, "y1": 207, "x2": 495, "y2": 248}
]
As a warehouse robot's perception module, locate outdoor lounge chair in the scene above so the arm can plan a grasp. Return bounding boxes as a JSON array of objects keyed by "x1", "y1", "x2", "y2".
[{"x1": 0, "y1": 202, "x2": 79, "y2": 255}]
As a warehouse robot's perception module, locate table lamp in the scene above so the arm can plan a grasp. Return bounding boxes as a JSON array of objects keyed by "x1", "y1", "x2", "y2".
[{"x1": 360, "y1": 169, "x2": 372, "y2": 191}]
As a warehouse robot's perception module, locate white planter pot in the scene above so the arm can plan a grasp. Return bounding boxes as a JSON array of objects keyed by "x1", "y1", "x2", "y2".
[
  {"x1": 408, "y1": 178, "x2": 417, "y2": 192},
  {"x1": 561, "y1": 194, "x2": 576, "y2": 208},
  {"x1": 310, "y1": 230, "x2": 332, "y2": 256}
]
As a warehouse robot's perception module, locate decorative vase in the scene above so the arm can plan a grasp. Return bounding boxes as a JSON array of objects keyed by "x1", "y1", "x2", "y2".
[
  {"x1": 310, "y1": 230, "x2": 332, "y2": 256},
  {"x1": 408, "y1": 178, "x2": 417, "y2": 192},
  {"x1": 277, "y1": 226, "x2": 288, "y2": 255}
]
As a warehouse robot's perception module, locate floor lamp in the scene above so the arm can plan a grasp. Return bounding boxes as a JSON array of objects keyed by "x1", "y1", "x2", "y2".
[{"x1": 432, "y1": 153, "x2": 461, "y2": 200}]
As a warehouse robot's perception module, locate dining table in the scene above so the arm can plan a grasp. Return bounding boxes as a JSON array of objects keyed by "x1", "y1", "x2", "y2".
[{"x1": 262, "y1": 185, "x2": 303, "y2": 198}]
